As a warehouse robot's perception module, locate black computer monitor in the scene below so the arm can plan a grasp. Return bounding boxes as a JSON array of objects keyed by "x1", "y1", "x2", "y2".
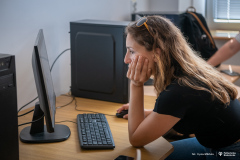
[{"x1": 20, "y1": 29, "x2": 71, "y2": 143}]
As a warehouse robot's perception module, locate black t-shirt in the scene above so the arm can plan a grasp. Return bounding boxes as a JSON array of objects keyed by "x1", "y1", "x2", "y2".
[{"x1": 153, "y1": 80, "x2": 240, "y2": 149}]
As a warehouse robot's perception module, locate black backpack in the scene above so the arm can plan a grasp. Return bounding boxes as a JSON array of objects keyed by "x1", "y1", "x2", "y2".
[{"x1": 179, "y1": 11, "x2": 218, "y2": 61}]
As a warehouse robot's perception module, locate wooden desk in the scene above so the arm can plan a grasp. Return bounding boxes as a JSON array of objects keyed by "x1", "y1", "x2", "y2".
[{"x1": 18, "y1": 95, "x2": 173, "y2": 160}]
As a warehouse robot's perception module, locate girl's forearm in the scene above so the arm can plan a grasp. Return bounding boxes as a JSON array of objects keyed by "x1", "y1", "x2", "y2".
[{"x1": 128, "y1": 82, "x2": 145, "y2": 138}]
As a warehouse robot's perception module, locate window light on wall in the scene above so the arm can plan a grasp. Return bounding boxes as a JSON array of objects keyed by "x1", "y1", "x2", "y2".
[{"x1": 214, "y1": 0, "x2": 240, "y2": 23}]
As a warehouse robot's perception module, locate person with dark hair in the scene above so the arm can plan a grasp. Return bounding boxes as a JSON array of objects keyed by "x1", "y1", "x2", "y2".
[{"x1": 117, "y1": 15, "x2": 240, "y2": 159}]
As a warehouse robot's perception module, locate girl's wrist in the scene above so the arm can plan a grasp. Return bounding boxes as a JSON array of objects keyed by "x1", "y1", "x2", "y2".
[{"x1": 130, "y1": 81, "x2": 144, "y2": 87}]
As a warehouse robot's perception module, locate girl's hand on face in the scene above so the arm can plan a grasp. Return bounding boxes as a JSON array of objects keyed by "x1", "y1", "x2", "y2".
[{"x1": 127, "y1": 55, "x2": 152, "y2": 87}]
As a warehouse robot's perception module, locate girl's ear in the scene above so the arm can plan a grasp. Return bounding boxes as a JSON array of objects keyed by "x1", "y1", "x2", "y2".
[{"x1": 153, "y1": 48, "x2": 161, "y2": 62}]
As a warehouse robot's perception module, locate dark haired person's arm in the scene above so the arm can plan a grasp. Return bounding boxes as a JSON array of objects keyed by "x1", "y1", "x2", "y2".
[{"x1": 208, "y1": 33, "x2": 240, "y2": 67}]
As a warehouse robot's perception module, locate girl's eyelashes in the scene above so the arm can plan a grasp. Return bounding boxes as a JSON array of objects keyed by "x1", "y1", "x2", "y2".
[
  {"x1": 130, "y1": 50, "x2": 135, "y2": 54},
  {"x1": 128, "y1": 48, "x2": 135, "y2": 54}
]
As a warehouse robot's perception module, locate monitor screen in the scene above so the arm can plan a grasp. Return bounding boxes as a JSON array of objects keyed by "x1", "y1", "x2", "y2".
[{"x1": 19, "y1": 29, "x2": 70, "y2": 143}]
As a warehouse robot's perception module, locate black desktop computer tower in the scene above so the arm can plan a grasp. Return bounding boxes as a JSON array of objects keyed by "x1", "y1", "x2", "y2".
[
  {"x1": 0, "y1": 54, "x2": 19, "y2": 160},
  {"x1": 132, "y1": 11, "x2": 180, "y2": 27},
  {"x1": 70, "y1": 20, "x2": 130, "y2": 103}
]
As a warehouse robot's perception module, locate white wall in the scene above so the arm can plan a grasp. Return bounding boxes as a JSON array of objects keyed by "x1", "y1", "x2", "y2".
[
  {"x1": 134, "y1": 0, "x2": 150, "y2": 12},
  {"x1": 0, "y1": 0, "x2": 133, "y2": 110},
  {"x1": 141, "y1": 0, "x2": 206, "y2": 16},
  {"x1": 148, "y1": 0, "x2": 178, "y2": 12}
]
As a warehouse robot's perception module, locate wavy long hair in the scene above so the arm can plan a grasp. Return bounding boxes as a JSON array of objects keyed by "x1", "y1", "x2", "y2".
[{"x1": 125, "y1": 15, "x2": 237, "y2": 105}]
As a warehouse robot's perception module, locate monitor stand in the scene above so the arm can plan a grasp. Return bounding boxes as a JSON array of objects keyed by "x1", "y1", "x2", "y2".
[{"x1": 20, "y1": 102, "x2": 71, "y2": 143}]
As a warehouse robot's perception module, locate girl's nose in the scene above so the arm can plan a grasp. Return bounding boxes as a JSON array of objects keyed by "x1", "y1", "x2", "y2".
[{"x1": 124, "y1": 53, "x2": 131, "y2": 64}]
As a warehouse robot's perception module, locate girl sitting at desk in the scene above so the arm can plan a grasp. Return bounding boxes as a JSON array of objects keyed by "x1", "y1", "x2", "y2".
[{"x1": 117, "y1": 15, "x2": 240, "y2": 159}]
